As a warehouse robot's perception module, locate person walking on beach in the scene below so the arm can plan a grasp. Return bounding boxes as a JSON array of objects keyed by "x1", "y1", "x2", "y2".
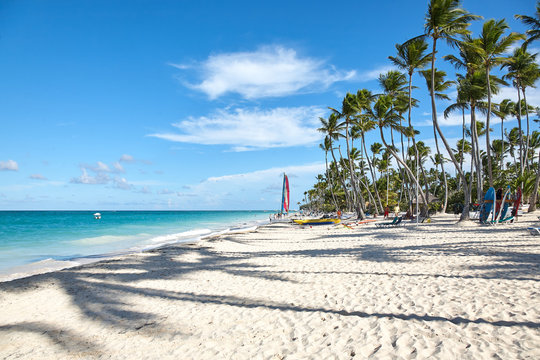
[
  {"x1": 394, "y1": 204, "x2": 400, "y2": 217},
  {"x1": 384, "y1": 205, "x2": 390, "y2": 219}
]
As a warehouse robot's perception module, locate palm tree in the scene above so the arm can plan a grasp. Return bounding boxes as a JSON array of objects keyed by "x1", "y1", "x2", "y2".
[
  {"x1": 493, "y1": 99, "x2": 515, "y2": 170},
  {"x1": 420, "y1": 68, "x2": 454, "y2": 212},
  {"x1": 515, "y1": 1, "x2": 540, "y2": 49},
  {"x1": 475, "y1": 19, "x2": 524, "y2": 187},
  {"x1": 319, "y1": 137, "x2": 338, "y2": 210},
  {"x1": 423, "y1": 0, "x2": 480, "y2": 221},
  {"x1": 389, "y1": 39, "x2": 431, "y2": 211},
  {"x1": 368, "y1": 95, "x2": 429, "y2": 214},
  {"x1": 354, "y1": 91, "x2": 384, "y2": 214},
  {"x1": 506, "y1": 127, "x2": 522, "y2": 170},
  {"x1": 502, "y1": 48, "x2": 538, "y2": 177},
  {"x1": 330, "y1": 93, "x2": 367, "y2": 219},
  {"x1": 318, "y1": 113, "x2": 351, "y2": 209},
  {"x1": 388, "y1": 38, "x2": 431, "y2": 155}
]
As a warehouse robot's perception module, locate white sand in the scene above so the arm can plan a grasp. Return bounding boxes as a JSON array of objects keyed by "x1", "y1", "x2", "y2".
[{"x1": 0, "y1": 212, "x2": 539, "y2": 359}]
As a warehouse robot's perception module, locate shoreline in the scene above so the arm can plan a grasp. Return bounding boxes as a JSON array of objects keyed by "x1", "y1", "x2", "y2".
[
  {"x1": 0, "y1": 216, "x2": 269, "y2": 283},
  {"x1": 1, "y1": 212, "x2": 539, "y2": 358}
]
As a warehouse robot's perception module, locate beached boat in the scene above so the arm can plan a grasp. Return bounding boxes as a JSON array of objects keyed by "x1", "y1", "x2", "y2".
[{"x1": 293, "y1": 218, "x2": 341, "y2": 225}]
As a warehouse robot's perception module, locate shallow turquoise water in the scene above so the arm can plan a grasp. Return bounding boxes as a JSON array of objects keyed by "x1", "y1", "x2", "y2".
[{"x1": 0, "y1": 210, "x2": 270, "y2": 273}]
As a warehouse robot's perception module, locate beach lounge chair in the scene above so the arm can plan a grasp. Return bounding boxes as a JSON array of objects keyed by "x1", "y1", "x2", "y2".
[
  {"x1": 376, "y1": 216, "x2": 401, "y2": 227},
  {"x1": 528, "y1": 227, "x2": 540, "y2": 235}
]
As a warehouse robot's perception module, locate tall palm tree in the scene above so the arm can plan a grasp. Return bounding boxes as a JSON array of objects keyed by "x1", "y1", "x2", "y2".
[
  {"x1": 515, "y1": 1, "x2": 540, "y2": 49},
  {"x1": 318, "y1": 113, "x2": 351, "y2": 208},
  {"x1": 493, "y1": 99, "x2": 515, "y2": 170},
  {"x1": 319, "y1": 137, "x2": 338, "y2": 210},
  {"x1": 420, "y1": 68, "x2": 454, "y2": 212},
  {"x1": 423, "y1": 0, "x2": 480, "y2": 220},
  {"x1": 330, "y1": 93, "x2": 367, "y2": 219},
  {"x1": 475, "y1": 18, "x2": 524, "y2": 187},
  {"x1": 502, "y1": 48, "x2": 538, "y2": 177},
  {"x1": 388, "y1": 39, "x2": 431, "y2": 157},
  {"x1": 389, "y1": 39, "x2": 431, "y2": 211},
  {"x1": 368, "y1": 95, "x2": 429, "y2": 214},
  {"x1": 354, "y1": 91, "x2": 384, "y2": 214}
]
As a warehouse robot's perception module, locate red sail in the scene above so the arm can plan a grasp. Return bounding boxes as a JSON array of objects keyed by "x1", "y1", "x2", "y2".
[
  {"x1": 284, "y1": 174, "x2": 289, "y2": 213},
  {"x1": 281, "y1": 174, "x2": 290, "y2": 213}
]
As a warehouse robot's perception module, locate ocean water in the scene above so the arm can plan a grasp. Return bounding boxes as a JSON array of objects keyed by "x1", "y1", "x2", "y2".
[{"x1": 0, "y1": 210, "x2": 271, "y2": 276}]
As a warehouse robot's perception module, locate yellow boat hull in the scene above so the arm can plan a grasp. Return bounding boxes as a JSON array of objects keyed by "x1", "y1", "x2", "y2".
[{"x1": 293, "y1": 219, "x2": 341, "y2": 225}]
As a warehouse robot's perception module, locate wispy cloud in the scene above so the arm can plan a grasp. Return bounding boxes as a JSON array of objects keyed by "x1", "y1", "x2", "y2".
[
  {"x1": 163, "y1": 162, "x2": 325, "y2": 208},
  {"x1": 492, "y1": 85, "x2": 540, "y2": 107},
  {"x1": 171, "y1": 45, "x2": 356, "y2": 99},
  {"x1": 0, "y1": 160, "x2": 18, "y2": 171},
  {"x1": 149, "y1": 106, "x2": 326, "y2": 151},
  {"x1": 113, "y1": 177, "x2": 132, "y2": 190},
  {"x1": 358, "y1": 65, "x2": 397, "y2": 82},
  {"x1": 70, "y1": 168, "x2": 110, "y2": 184},
  {"x1": 29, "y1": 174, "x2": 47, "y2": 180},
  {"x1": 203, "y1": 163, "x2": 325, "y2": 184},
  {"x1": 119, "y1": 154, "x2": 135, "y2": 163}
]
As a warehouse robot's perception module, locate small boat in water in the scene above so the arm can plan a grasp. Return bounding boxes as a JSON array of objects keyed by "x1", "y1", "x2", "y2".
[
  {"x1": 293, "y1": 218, "x2": 341, "y2": 225},
  {"x1": 94, "y1": 213, "x2": 101, "y2": 220}
]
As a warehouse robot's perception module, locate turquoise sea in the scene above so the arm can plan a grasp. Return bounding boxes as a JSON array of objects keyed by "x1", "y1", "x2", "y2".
[{"x1": 0, "y1": 211, "x2": 271, "y2": 276}]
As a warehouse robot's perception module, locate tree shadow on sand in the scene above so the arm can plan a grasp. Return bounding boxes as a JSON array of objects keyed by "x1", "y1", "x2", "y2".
[{"x1": 0, "y1": 228, "x2": 538, "y2": 355}]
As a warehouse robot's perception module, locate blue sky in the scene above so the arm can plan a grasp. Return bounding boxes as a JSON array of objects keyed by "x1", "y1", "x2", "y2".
[{"x1": 0, "y1": 0, "x2": 537, "y2": 210}]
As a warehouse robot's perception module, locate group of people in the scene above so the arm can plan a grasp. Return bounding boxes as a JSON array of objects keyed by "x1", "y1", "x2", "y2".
[{"x1": 383, "y1": 204, "x2": 400, "y2": 219}]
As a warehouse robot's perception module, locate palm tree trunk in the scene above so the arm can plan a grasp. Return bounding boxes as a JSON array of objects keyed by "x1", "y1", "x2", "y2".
[
  {"x1": 528, "y1": 150, "x2": 540, "y2": 212},
  {"x1": 430, "y1": 38, "x2": 470, "y2": 221},
  {"x1": 329, "y1": 145, "x2": 351, "y2": 211},
  {"x1": 324, "y1": 151, "x2": 338, "y2": 210},
  {"x1": 362, "y1": 134, "x2": 383, "y2": 213},
  {"x1": 379, "y1": 125, "x2": 429, "y2": 216},
  {"x1": 432, "y1": 121, "x2": 448, "y2": 213},
  {"x1": 485, "y1": 69, "x2": 494, "y2": 187},
  {"x1": 460, "y1": 108, "x2": 466, "y2": 189},
  {"x1": 345, "y1": 118, "x2": 366, "y2": 219},
  {"x1": 516, "y1": 86, "x2": 524, "y2": 179},
  {"x1": 501, "y1": 116, "x2": 505, "y2": 170},
  {"x1": 471, "y1": 105, "x2": 483, "y2": 203},
  {"x1": 522, "y1": 87, "x2": 531, "y2": 171}
]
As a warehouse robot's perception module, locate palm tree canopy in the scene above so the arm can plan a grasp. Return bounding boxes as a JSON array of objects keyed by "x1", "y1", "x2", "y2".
[
  {"x1": 420, "y1": 68, "x2": 455, "y2": 100},
  {"x1": 443, "y1": 35, "x2": 482, "y2": 75},
  {"x1": 318, "y1": 113, "x2": 344, "y2": 141},
  {"x1": 378, "y1": 71, "x2": 408, "y2": 95},
  {"x1": 388, "y1": 38, "x2": 432, "y2": 75},
  {"x1": 493, "y1": 99, "x2": 516, "y2": 119},
  {"x1": 475, "y1": 19, "x2": 525, "y2": 69},
  {"x1": 515, "y1": 1, "x2": 540, "y2": 48},
  {"x1": 424, "y1": 0, "x2": 481, "y2": 45},
  {"x1": 502, "y1": 47, "x2": 538, "y2": 88}
]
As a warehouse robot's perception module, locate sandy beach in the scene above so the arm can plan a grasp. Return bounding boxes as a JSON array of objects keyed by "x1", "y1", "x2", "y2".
[{"x1": 1, "y1": 212, "x2": 539, "y2": 359}]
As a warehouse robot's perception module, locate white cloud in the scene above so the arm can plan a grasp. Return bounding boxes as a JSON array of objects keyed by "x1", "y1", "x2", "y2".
[
  {"x1": 119, "y1": 154, "x2": 134, "y2": 163},
  {"x1": 113, "y1": 177, "x2": 132, "y2": 190},
  {"x1": 359, "y1": 65, "x2": 398, "y2": 82},
  {"x1": 493, "y1": 85, "x2": 540, "y2": 108},
  {"x1": 171, "y1": 162, "x2": 325, "y2": 209},
  {"x1": 159, "y1": 189, "x2": 175, "y2": 195},
  {"x1": 70, "y1": 168, "x2": 110, "y2": 184},
  {"x1": 173, "y1": 45, "x2": 356, "y2": 99},
  {"x1": 203, "y1": 163, "x2": 325, "y2": 184},
  {"x1": 113, "y1": 162, "x2": 125, "y2": 173},
  {"x1": 0, "y1": 160, "x2": 18, "y2": 171},
  {"x1": 149, "y1": 106, "x2": 326, "y2": 151},
  {"x1": 29, "y1": 174, "x2": 47, "y2": 180}
]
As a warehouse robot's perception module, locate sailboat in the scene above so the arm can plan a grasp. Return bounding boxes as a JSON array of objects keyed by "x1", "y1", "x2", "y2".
[{"x1": 281, "y1": 173, "x2": 289, "y2": 215}]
